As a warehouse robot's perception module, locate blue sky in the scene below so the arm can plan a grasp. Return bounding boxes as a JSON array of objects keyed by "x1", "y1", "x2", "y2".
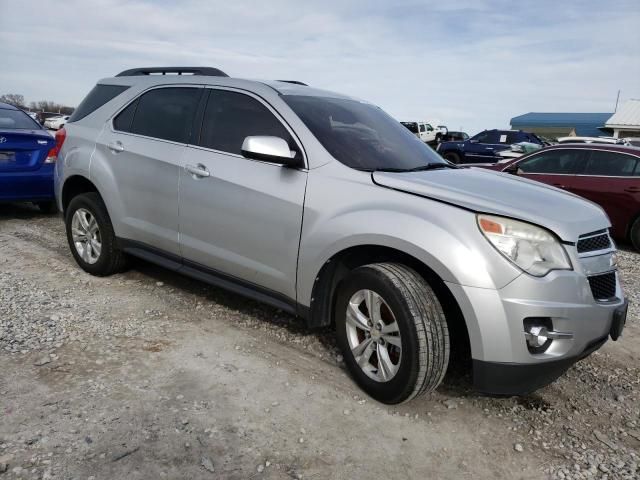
[{"x1": 1, "y1": 0, "x2": 638, "y2": 134}]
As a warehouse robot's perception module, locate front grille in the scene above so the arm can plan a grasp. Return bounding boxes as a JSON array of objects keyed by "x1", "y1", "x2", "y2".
[
  {"x1": 577, "y1": 232, "x2": 611, "y2": 253},
  {"x1": 588, "y1": 272, "x2": 617, "y2": 301}
]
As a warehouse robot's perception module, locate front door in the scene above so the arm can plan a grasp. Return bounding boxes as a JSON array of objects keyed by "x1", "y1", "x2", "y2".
[
  {"x1": 511, "y1": 148, "x2": 588, "y2": 193},
  {"x1": 178, "y1": 88, "x2": 307, "y2": 299}
]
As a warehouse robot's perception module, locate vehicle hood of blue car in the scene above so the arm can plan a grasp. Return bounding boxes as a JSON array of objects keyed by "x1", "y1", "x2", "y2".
[{"x1": 372, "y1": 167, "x2": 609, "y2": 241}]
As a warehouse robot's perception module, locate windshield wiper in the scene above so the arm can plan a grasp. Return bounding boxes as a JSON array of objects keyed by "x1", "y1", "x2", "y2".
[{"x1": 373, "y1": 163, "x2": 457, "y2": 173}]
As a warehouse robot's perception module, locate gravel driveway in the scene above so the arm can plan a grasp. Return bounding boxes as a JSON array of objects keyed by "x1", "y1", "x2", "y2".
[{"x1": 1, "y1": 204, "x2": 638, "y2": 480}]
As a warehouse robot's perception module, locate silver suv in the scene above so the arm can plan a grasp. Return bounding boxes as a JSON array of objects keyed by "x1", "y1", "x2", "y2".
[{"x1": 54, "y1": 67, "x2": 628, "y2": 404}]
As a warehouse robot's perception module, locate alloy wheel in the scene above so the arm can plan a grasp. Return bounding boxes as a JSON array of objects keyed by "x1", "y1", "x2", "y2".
[
  {"x1": 345, "y1": 289, "x2": 402, "y2": 382},
  {"x1": 71, "y1": 208, "x2": 102, "y2": 264}
]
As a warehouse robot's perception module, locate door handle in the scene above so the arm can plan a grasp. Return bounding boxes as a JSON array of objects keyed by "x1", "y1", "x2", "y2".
[
  {"x1": 624, "y1": 187, "x2": 640, "y2": 193},
  {"x1": 185, "y1": 163, "x2": 210, "y2": 178},
  {"x1": 108, "y1": 141, "x2": 124, "y2": 153}
]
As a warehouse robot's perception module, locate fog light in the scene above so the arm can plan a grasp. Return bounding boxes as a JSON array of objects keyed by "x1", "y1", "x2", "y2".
[{"x1": 523, "y1": 319, "x2": 573, "y2": 354}]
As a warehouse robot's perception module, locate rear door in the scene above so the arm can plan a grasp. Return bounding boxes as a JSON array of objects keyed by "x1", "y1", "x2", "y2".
[
  {"x1": 178, "y1": 87, "x2": 307, "y2": 299},
  {"x1": 567, "y1": 150, "x2": 640, "y2": 238},
  {"x1": 94, "y1": 85, "x2": 202, "y2": 256},
  {"x1": 510, "y1": 148, "x2": 588, "y2": 191}
]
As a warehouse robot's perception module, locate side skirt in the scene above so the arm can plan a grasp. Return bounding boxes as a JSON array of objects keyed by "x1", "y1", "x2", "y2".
[{"x1": 117, "y1": 238, "x2": 305, "y2": 320}]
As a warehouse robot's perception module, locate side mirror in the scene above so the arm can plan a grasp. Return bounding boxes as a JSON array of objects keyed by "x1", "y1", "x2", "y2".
[
  {"x1": 241, "y1": 136, "x2": 302, "y2": 168},
  {"x1": 503, "y1": 164, "x2": 518, "y2": 174}
]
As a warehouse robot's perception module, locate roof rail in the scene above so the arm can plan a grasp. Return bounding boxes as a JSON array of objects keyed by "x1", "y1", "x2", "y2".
[
  {"x1": 116, "y1": 67, "x2": 229, "y2": 77},
  {"x1": 276, "y1": 80, "x2": 308, "y2": 86}
]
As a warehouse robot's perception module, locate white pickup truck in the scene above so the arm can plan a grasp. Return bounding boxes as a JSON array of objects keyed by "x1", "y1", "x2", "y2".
[{"x1": 400, "y1": 121, "x2": 440, "y2": 144}]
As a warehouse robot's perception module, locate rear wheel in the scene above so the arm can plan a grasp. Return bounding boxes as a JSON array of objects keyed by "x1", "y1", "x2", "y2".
[
  {"x1": 65, "y1": 192, "x2": 128, "y2": 276},
  {"x1": 443, "y1": 151, "x2": 461, "y2": 164},
  {"x1": 335, "y1": 263, "x2": 450, "y2": 404},
  {"x1": 630, "y1": 217, "x2": 640, "y2": 251}
]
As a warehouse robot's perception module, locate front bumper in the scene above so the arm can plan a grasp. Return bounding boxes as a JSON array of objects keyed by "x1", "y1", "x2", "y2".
[
  {"x1": 445, "y1": 261, "x2": 627, "y2": 395},
  {"x1": 472, "y1": 334, "x2": 609, "y2": 395}
]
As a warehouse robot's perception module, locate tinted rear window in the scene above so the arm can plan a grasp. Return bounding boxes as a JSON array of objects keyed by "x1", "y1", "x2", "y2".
[
  {"x1": 69, "y1": 84, "x2": 129, "y2": 122},
  {"x1": 129, "y1": 87, "x2": 201, "y2": 143},
  {"x1": 0, "y1": 108, "x2": 41, "y2": 129}
]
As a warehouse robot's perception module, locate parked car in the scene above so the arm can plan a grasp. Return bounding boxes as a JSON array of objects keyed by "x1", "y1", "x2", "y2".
[
  {"x1": 400, "y1": 121, "x2": 440, "y2": 144},
  {"x1": 437, "y1": 129, "x2": 544, "y2": 164},
  {"x1": 35, "y1": 111, "x2": 63, "y2": 126},
  {"x1": 0, "y1": 102, "x2": 59, "y2": 212},
  {"x1": 477, "y1": 144, "x2": 640, "y2": 250},
  {"x1": 55, "y1": 67, "x2": 627, "y2": 404},
  {"x1": 623, "y1": 137, "x2": 640, "y2": 147},
  {"x1": 44, "y1": 115, "x2": 70, "y2": 130},
  {"x1": 443, "y1": 130, "x2": 469, "y2": 142},
  {"x1": 557, "y1": 136, "x2": 627, "y2": 145}
]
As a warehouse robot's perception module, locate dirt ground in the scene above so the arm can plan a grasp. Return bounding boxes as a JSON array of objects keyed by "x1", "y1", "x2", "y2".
[{"x1": 1, "y1": 203, "x2": 638, "y2": 480}]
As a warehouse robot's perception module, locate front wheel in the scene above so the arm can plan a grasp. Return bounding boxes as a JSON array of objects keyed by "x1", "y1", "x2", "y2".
[
  {"x1": 65, "y1": 192, "x2": 128, "y2": 276},
  {"x1": 335, "y1": 263, "x2": 450, "y2": 404},
  {"x1": 443, "y1": 152, "x2": 461, "y2": 164}
]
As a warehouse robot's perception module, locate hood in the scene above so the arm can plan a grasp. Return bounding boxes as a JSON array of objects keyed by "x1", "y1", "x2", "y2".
[{"x1": 372, "y1": 167, "x2": 609, "y2": 241}]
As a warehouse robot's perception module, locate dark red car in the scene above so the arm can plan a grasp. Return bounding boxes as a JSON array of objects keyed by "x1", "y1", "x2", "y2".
[{"x1": 476, "y1": 144, "x2": 640, "y2": 249}]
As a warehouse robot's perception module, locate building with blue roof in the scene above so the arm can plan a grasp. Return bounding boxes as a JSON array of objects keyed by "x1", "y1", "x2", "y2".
[{"x1": 510, "y1": 112, "x2": 612, "y2": 139}]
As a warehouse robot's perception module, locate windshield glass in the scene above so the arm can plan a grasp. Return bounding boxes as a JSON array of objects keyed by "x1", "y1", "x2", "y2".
[
  {"x1": 283, "y1": 95, "x2": 447, "y2": 171},
  {"x1": 0, "y1": 108, "x2": 41, "y2": 130}
]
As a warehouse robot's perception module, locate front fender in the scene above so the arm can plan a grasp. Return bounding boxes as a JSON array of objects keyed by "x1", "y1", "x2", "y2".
[{"x1": 296, "y1": 164, "x2": 522, "y2": 308}]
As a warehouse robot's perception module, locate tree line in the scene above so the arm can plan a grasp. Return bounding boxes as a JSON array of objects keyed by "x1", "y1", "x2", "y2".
[{"x1": 1, "y1": 93, "x2": 74, "y2": 115}]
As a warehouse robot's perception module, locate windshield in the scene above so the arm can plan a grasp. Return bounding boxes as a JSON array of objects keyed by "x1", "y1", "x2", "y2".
[
  {"x1": 283, "y1": 95, "x2": 447, "y2": 171},
  {"x1": 0, "y1": 108, "x2": 41, "y2": 130}
]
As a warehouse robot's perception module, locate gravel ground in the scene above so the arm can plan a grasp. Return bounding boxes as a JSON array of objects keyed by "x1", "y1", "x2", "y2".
[{"x1": 0, "y1": 204, "x2": 638, "y2": 479}]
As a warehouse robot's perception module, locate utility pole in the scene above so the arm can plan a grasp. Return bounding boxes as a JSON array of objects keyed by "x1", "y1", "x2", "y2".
[{"x1": 614, "y1": 90, "x2": 621, "y2": 112}]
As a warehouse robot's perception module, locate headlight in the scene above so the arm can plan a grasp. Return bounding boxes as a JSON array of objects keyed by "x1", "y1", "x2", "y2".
[{"x1": 477, "y1": 214, "x2": 572, "y2": 276}]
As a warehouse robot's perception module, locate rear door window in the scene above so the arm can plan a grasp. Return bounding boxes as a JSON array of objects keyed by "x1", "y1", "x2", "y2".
[
  {"x1": 518, "y1": 149, "x2": 587, "y2": 174},
  {"x1": 69, "y1": 84, "x2": 129, "y2": 122},
  {"x1": 583, "y1": 151, "x2": 638, "y2": 176},
  {"x1": 128, "y1": 87, "x2": 202, "y2": 143},
  {"x1": 199, "y1": 89, "x2": 296, "y2": 156},
  {"x1": 419, "y1": 124, "x2": 426, "y2": 132}
]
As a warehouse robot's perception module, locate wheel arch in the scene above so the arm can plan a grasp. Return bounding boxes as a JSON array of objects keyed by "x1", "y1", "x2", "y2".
[
  {"x1": 305, "y1": 244, "x2": 471, "y2": 365},
  {"x1": 61, "y1": 175, "x2": 101, "y2": 214}
]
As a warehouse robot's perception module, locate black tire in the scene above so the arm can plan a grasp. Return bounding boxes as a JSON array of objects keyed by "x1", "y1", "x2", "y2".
[
  {"x1": 64, "y1": 192, "x2": 128, "y2": 276},
  {"x1": 443, "y1": 151, "x2": 461, "y2": 164},
  {"x1": 36, "y1": 201, "x2": 57, "y2": 214},
  {"x1": 630, "y1": 217, "x2": 640, "y2": 251},
  {"x1": 335, "y1": 263, "x2": 450, "y2": 404}
]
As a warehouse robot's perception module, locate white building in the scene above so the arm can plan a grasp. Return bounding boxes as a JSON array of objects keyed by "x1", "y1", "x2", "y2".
[{"x1": 605, "y1": 99, "x2": 640, "y2": 138}]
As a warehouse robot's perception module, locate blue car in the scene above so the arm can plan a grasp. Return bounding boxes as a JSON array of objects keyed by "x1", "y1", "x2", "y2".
[
  {"x1": 436, "y1": 129, "x2": 544, "y2": 164},
  {"x1": 0, "y1": 102, "x2": 58, "y2": 212}
]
